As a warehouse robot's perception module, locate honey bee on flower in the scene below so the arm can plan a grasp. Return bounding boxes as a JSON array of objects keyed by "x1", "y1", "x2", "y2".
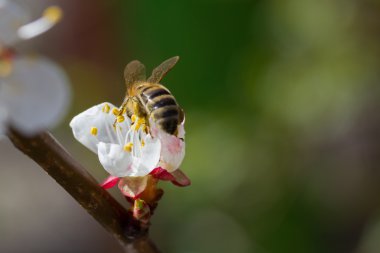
[
  {"x1": 0, "y1": 1, "x2": 70, "y2": 135},
  {"x1": 70, "y1": 57, "x2": 190, "y2": 200}
]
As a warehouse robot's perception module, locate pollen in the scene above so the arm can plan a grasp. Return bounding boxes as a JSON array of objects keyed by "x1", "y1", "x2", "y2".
[
  {"x1": 117, "y1": 115, "x2": 125, "y2": 123},
  {"x1": 131, "y1": 115, "x2": 136, "y2": 123},
  {"x1": 112, "y1": 108, "x2": 120, "y2": 116},
  {"x1": 134, "y1": 118, "x2": 145, "y2": 131},
  {"x1": 133, "y1": 103, "x2": 140, "y2": 115},
  {"x1": 141, "y1": 140, "x2": 145, "y2": 147},
  {"x1": 43, "y1": 6, "x2": 63, "y2": 23},
  {"x1": 90, "y1": 127, "x2": 98, "y2": 136},
  {"x1": 102, "y1": 103, "x2": 110, "y2": 113},
  {"x1": 124, "y1": 142, "x2": 133, "y2": 152}
]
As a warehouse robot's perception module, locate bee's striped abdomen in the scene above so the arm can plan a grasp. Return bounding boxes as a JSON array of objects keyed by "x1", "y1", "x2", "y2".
[{"x1": 137, "y1": 83, "x2": 181, "y2": 135}]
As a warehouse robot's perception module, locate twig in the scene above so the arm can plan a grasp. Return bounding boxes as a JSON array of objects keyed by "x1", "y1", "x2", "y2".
[{"x1": 7, "y1": 129, "x2": 161, "y2": 253}]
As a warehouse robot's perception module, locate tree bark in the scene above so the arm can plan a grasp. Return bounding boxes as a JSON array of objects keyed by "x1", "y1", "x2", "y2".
[{"x1": 7, "y1": 129, "x2": 160, "y2": 253}]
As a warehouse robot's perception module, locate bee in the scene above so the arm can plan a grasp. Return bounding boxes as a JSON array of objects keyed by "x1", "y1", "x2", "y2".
[{"x1": 119, "y1": 56, "x2": 184, "y2": 136}]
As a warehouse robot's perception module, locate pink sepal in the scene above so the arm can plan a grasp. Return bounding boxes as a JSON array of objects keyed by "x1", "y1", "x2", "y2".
[
  {"x1": 171, "y1": 169, "x2": 191, "y2": 187},
  {"x1": 117, "y1": 177, "x2": 147, "y2": 200},
  {"x1": 100, "y1": 175, "x2": 120, "y2": 189},
  {"x1": 118, "y1": 185, "x2": 142, "y2": 200},
  {"x1": 150, "y1": 167, "x2": 176, "y2": 181},
  {"x1": 150, "y1": 167, "x2": 191, "y2": 187}
]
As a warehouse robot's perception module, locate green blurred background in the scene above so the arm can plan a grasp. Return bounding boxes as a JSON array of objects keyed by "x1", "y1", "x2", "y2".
[{"x1": 2, "y1": 0, "x2": 380, "y2": 252}]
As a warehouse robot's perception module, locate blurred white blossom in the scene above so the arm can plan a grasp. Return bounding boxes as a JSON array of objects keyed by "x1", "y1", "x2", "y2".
[
  {"x1": 0, "y1": 0, "x2": 63, "y2": 44},
  {"x1": 0, "y1": 0, "x2": 70, "y2": 135}
]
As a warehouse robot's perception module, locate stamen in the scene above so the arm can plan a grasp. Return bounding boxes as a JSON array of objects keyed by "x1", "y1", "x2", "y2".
[
  {"x1": 124, "y1": 142, "x2": 133, "y2": 152},
  {"x1": 133, "y1": 102, "x2": 140, "y2": 115},
  {"x1": 90, "y1": 127, "x2": 98, "y2": 136},
  {"x1": 43, "y1": 6, "x2": 62, "y2": 23},
  {"x1": 102, "y1": 103, "x2": 110, "y2": 113},
  {"x1": 139, "y1": 118, "x2": 145, "y2": 124},
  {"x1": 112, "y1": 108, "x2": 120, "y2": 116},
  {"x1": 131, "y1": 115, "x2": 136, "y2": 123},
  {"x1": 141, "y1": 140, "x2": 145, "y2": 147},
  {"x1": 134, "y1": 118, "x2": 146, "y2": 131},
  {"x1": 17, "y1": 6, "x2": 63, "y2": 40},
  {"x1": 117, "y1": 115, "x2": 125, "y2": 123}
]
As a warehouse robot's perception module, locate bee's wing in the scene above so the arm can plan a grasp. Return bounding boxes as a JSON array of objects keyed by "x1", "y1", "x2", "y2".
[
  {"x1": 147, "y1": 56, "x2": 179, "y2": 83},
  {"x1": 124, "y1": 60, "x2": 146, "y2": 89}
]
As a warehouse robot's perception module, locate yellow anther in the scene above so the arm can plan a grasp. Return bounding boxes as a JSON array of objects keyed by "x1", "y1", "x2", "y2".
[
  {"x1": 102, "y1": 103, "x2": 110, "y2": 113},
  {"x1": 90, "y1": 127, "x2": 98, "y2": 136},
  {"x1": 134, "y1": 118, "x2": 146, "y2": 131},
  {"x1": 43, "y1": 6, "x2": 63, "y2": 23},
  {"x1": 131, "y1": 115, "x2": 136, "y2": 123},
  {"x1": 112, "y1": 108, "x2": 120, "y2": 116},
  {"x1": 141, "y1": 140, "x2": 145, "y2": 147},
  {"x1": 124, "y1": 142, "x2": 133, "y2": 152},
  {"x1": 117, "y1": 115, "x2": 125, "y2": 123},
  {"x1": 138, "y1": 118, "x2": 145, "y2": 124},
  {"x1": 133, "y1": 102, "x2": 140, "y2": 115}
]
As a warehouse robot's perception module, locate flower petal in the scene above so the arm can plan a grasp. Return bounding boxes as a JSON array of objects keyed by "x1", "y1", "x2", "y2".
[
  {"x1": 158, "y1": 131, "x2": 185, "y2": 172},
  {"x1": 128, "y1": 135, "x2": 161, "y2": 176},
  {"x1": 98, "y1": 143, "x2": 133, "y2": 177},
  {"x1": 70, "y1": 102, "x2": 128, "y2": 153},
  {"x1": 0, "y1": 0, "x2": 30, "y2": 45},
  {"x1": 149, "y1": 120, "x2": 185, "y2": 172},
  {"x1": 100, "y1": 175, "x2": 120, "y2": 189},
  {"x1": 1, "y1": 56, "x2": 70, "y2": 135},
  {"x1": 118, "y1": 176, "x2": 148, "y2": 199}
]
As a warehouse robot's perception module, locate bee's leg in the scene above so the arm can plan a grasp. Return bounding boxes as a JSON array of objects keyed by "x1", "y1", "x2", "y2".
[
  {"x1": 131, "y1": 97, "x2": 147, "y2": 118},
  {"x1": 119, "y1": 95, "x2": 130, "y2": 114}
]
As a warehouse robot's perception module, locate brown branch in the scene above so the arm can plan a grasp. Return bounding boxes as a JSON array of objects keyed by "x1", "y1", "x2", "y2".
[{"x1": 7, "y1": 129, "x2": 161, "y2": 253}]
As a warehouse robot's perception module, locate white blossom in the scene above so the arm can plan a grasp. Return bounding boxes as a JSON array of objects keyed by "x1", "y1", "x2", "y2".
[
  {"x1": 0, "y1": 1, "x2": 70, "y2": 135},
  {"x1": 0, "y1": 56, "x2": 70, "y2": 134},
  {"x1": 0, "y1": 1, "x2": 62, "y2": 45},
  {"x1": 70, "y1": 102, "x2": 188, "y2": 198}
]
